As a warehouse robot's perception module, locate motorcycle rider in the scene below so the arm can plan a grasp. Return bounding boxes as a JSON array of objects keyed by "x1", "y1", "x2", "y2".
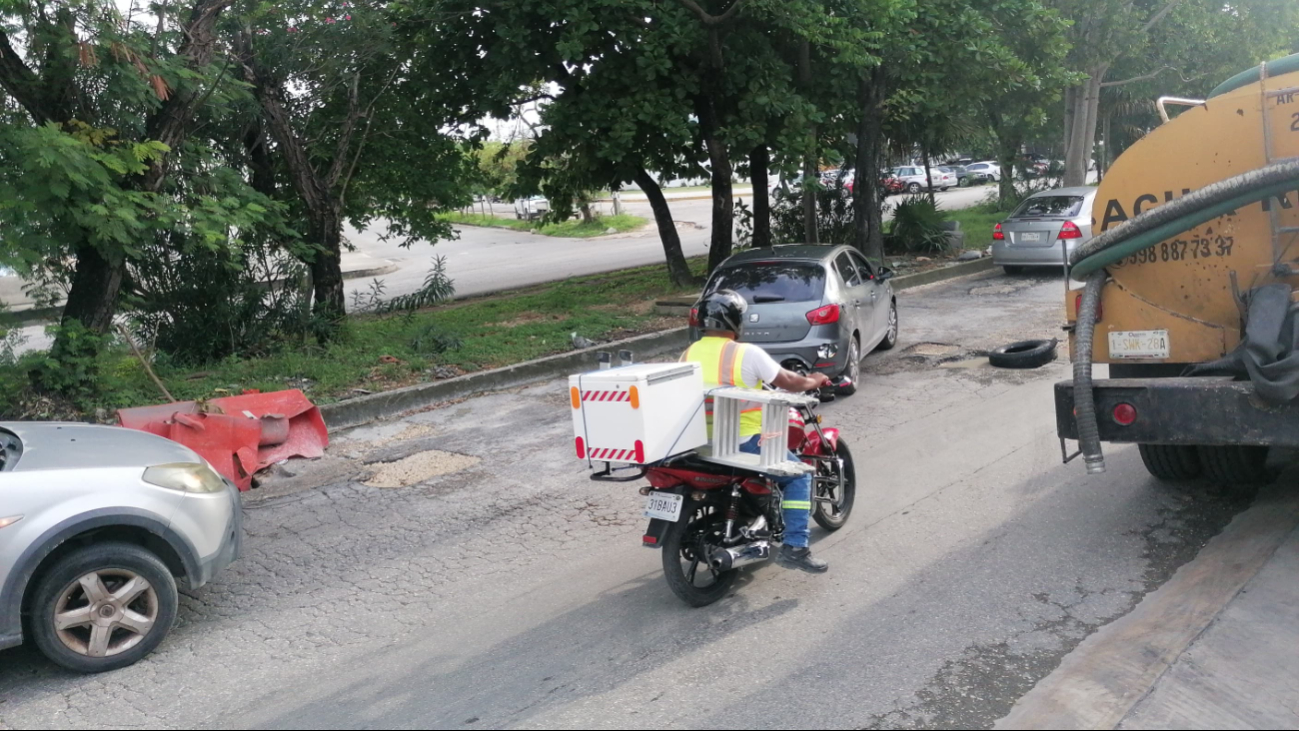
[{"x1": 682, "y1": 289, "x2": 833, "y2": 574}]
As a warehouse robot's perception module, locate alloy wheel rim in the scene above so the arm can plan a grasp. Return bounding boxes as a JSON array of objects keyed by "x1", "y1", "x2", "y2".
[
  {"x1": 53, "y1": 569, "x2": 158, "y2": 658},
  {"x1": 888, "y1": 306, "x2": 898, "y2": 342}
]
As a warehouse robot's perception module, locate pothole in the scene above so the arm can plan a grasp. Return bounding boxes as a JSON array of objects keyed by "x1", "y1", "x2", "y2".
[
  {"x1": 364, "y1": 450, "x2": 481, "y2": 488},
  {"x1": 906, "y1": 342, "x2": 963, "y2": 357}
]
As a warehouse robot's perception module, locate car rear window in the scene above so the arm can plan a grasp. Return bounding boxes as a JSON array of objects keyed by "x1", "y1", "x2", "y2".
[
  {"x1": 706, "y1": 262, "x2": 826, "y2": 304},
  {"x1": 1012, "y1": 195, "x2": 1085, "y2": 218}
]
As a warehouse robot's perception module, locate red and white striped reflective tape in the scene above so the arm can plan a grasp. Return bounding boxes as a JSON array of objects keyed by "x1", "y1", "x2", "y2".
[
  {"x1": 589, "y1": 447, "x2": 636, "y2": 461},
  {"x1": 582, "y1": 390, "x2": 630, "y2": 403}
]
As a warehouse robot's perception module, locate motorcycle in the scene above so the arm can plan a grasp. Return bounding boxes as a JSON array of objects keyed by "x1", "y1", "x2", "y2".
[{"x1": 592, "y1": 399, "x2": 856, "y2": 607}]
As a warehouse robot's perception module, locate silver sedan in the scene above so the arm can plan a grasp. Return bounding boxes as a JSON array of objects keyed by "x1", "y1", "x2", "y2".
[
  {"x1": 0, "y1": 423, "x2": 242, "y2": 672},
  {"x1": 992, "y1": 186, "x2": 1099, "y2": 274}
]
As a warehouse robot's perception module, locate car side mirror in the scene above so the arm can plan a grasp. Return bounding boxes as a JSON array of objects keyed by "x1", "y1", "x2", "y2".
[{"x1": 878, "y1": 267, "x2": 895, "y2": 281}]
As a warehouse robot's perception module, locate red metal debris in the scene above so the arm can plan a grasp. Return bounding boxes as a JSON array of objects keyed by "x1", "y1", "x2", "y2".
[{"x1": 118, "y1": 389, "x2": 329, "y2": 491}]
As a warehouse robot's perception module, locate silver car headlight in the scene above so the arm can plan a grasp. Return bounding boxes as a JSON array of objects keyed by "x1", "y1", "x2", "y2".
[{"x1": 143, "y1": 463, "x2": 227, "y2": 494}]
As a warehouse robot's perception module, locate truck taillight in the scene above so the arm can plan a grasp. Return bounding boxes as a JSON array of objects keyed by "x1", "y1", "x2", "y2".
[
  {"x1": 1058, "y1": 221, "x2": 1083, "y2": 240},
  {"x1": 1075, "y1": 293, "x2": 1102, "y2": 321},
  {"x1": 689, "y1": 307, "x2": 700, "y2": 327},
  {"x1": 1112, "y1": 403, "x2": 1137, "y2": 426},
  {"x1": 993, "y1": 223, "x2": 1005, "y2": 241},
  {"x1": 806, "y1": 304, "x2": 841, "y2": 325}
]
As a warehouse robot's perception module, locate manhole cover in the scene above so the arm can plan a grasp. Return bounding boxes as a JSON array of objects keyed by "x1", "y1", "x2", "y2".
[
  {"x1": 364, "y1": 450, "x2": 481, "y2": 488},
  {"x1": 907, "y1": 343, "x2": 962, "y2": 357}
]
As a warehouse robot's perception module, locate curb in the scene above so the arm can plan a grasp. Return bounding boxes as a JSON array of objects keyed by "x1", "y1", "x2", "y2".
[
  {"x1": 995, "y1": 480, "x2": 1299, "y2": 730},
  {"x1": 653, "y1": 255, "x2": 995, "y2": 314},
  {"x1": 319, "y1": 327, "x2": 691, "y2": 431}
]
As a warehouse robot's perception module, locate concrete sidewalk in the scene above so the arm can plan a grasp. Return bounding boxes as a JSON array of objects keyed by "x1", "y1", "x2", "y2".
[{"x1": 998, "y1": 480, "x2": 1299, "y2": 730}]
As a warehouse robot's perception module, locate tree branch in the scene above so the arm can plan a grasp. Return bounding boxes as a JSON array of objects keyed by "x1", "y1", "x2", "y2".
[
  {"x1": 676, "y1": 0, "x2": 750, "y2": 27},
  {"x1": 1141, "y1": 1, "x2": 1182, "y2": 33},
  {"x1": 1100, "y1": 66, "x2": 1182, "y2": 88},
  {"x1": 326, "y1": 72, "x2": 363, "y2": 189},
  {"x1": 0, "y1": 28, "x2": 55, "y2": 124}
]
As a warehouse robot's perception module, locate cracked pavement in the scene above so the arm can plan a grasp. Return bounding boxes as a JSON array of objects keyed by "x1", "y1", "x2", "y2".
[{"x1": 0, "y1": 270, "x2": 1253, "y2": 729}]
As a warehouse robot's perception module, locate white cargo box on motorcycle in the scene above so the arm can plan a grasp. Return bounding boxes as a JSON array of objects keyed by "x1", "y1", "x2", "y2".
[{"x1": 570, "y1": 363, "x2": 707, "y2": 465}]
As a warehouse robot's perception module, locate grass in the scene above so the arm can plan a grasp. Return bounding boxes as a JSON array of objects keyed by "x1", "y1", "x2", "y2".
[
  {"x1": 946, "y1": 204, "x2": 1012, "y2": 249},
  {"x1": 442, "y1": 212, "x2": 648, "y2": 238},
  {"x1": 0, "y1": 259, "x2": 708, "y2": 420}
]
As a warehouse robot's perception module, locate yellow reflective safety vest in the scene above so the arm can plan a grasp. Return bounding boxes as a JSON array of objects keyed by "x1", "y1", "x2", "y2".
[{"x1": 682, "y1": 336, "x2": 766, "y2": 438}]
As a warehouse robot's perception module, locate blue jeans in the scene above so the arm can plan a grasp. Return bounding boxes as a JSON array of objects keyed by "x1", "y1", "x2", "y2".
[{"x1": 741, "y1": 435, "x2": 813, "y2": 548}]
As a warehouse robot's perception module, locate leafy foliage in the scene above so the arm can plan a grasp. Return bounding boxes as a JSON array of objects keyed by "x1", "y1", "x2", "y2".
[{"x1": 888, "y1": 196, "x2": 951, "y2": 255}]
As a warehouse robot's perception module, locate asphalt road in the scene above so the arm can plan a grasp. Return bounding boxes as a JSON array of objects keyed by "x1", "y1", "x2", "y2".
[
  {"x1": 343, "y1": 185, "x2": 996, "y2": 306},
  {"x1": 0, "y1": 270, "x2": 1253, "y2": 730}
]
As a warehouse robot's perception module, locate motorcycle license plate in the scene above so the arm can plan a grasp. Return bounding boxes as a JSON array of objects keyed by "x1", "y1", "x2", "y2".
[{"x1": 644, "y1": 492, "x2": 684, "y2": 522}]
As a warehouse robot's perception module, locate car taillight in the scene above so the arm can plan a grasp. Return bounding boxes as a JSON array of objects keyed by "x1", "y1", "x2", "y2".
[
  {"x1": 993, "y1": 223, "x2": 1005, "y2": 241},
  {"x1": 689, "y1": 307, "x2": 700, "y2": 327},
  {"x1": 1058, "y1": 221, "x2": 1083, "y2": 240},
  {"x1": 806, "y1": 304, "x2": 841, "y2": 325},
  {"x1": 1075, "y1": 293, "x2": 1102, "y2": 321}
]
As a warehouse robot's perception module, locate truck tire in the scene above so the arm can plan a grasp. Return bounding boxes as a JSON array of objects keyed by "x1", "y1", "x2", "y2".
[
  {"x1": 1138, "y1": 444, "x2": 1202, "y2": 481},
  {"x1": 1198, "y1": 446, "x2": 1273, "y2": 486}
]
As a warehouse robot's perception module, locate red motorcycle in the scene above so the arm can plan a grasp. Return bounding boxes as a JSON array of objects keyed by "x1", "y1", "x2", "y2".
[{"x1": 593, "y1": 401, "x2": 856, "y2": 606}]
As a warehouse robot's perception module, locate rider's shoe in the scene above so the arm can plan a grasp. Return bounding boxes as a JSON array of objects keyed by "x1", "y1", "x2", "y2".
[{"x1": 776, "y1": 545, "x2": 828, "y2": 573}]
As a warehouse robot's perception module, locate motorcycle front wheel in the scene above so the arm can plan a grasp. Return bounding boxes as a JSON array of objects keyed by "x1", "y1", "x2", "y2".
[
  {"x1": 813, "y1": 439, "x2": 857, "y2": 531},
  {"x1": 661, "y1": 503, "x2": 737, "y2": 607}
]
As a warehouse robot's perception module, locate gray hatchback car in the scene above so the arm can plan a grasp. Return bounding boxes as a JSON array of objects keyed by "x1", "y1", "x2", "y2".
[
  {"x1": 0, "y1": 422, "x2": 242, "y2": 672},
  {"x1": 691, "y1": 245, "x2": 899, "y2": 395},
  {"x1": 992, "y1": 186, "x2": 1098, "y2": 273}
]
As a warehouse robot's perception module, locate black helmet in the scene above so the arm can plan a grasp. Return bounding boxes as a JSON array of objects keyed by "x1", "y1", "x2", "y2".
[{"x1": 697, "y1": 289, "x2": 747, "y2": 335}]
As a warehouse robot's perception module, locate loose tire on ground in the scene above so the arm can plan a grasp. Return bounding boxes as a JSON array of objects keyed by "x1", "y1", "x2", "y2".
[
  {"x1": 29, "y1": 542, "x2": 178, "y2": 673},
  {"x1": 1138, "y1": 444, "x2": 1202, "y2": 481},
  {"x1": 1198, "y1": 445, "x2": 1273, "y2": 486},
  {"x1": 989, "y1": 339, "x2": 1058, "y2": 369}
]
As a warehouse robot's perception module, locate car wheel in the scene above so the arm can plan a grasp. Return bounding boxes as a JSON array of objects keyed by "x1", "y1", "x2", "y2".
[
  {"x1": 940, "y1": 187, "x2": 950, "y2": 192},
  {"x1": 877, "y1": 302, "x2": 898, "y2": 351},
  {"x1": 29, "y1": 542, "x2": 178, "y2": 673},
  {"x1": 838, "y1": 338, "x2": 860, "y2": 396},
  {"x1": 958, "y1": 178, "x2": 971, "y2": 188},
  {"x1": 907, "y1": 182, "x2": 922, "y2": 194}
]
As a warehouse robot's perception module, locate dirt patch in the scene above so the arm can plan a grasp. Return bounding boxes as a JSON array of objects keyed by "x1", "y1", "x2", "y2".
[
  {"x1": 364, "y1": 449, "x2": 481, "y2": 488},
  {"x1": 494, "y1": 312, "x2": 548, "y2": 328}
]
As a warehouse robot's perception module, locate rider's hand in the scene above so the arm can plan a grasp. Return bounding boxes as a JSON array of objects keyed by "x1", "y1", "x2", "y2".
[{"x1": 810, "y1": 372, "x2": 832, "y2": 389}]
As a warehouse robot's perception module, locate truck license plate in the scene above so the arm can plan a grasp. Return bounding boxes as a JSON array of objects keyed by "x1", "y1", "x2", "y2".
[
  {"x1": 1109, "y1": 330, "x2": 1170, "y2": 359},
  {"x1": 644, "y1": 492, "x2": 684, "y2": 522}
]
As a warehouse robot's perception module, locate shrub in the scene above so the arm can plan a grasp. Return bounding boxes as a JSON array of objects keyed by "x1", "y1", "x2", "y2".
[{"x1": 888, "y1": 196, "x2": 951, "y2": 255}]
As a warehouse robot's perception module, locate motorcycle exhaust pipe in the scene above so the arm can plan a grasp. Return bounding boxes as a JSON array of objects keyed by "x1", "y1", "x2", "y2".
[{"x1": 709, "y1": 540, "x2": 771, "y2": 571}]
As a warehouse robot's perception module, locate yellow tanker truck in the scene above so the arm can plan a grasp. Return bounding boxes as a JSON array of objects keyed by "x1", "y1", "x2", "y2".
[{"x1": 1057, "y1": 54, "x2": 1299, "y2": 485}]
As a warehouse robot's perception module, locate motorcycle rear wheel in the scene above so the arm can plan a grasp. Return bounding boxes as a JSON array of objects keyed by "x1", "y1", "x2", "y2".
[
  {"x1": 661, "y1": 503, "x2": 738, "y2": 607},
  {"x1": 813, "y1": 440, "x2": 856, "y2": 532}
]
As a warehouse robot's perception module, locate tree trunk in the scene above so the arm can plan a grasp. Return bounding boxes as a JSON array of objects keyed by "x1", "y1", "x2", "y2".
[
  {"x1": 698, "y1": 98, "x2": 734, "y2": 273},
  {"x1": 798, "y1": 40, "x2": 818, "y2": 244},
  {"x1": 634, "y1": 168, "x2": 694, "y2": 288},
  {"x1": 580, "y1": 201, "x2": 594, "y2": 224},
  {"x1": 1063, "y1": 85, "x2": 1076, "y2": 159},
  {"x1": 749, "y1": 145, "x2": 771, "y2": 249},
  {"x1": 1064, "y1": 67, "x2": 1105, "y2": 187},
  {"x1": 921, "y1": 143, "x2": 935, "y2": 206},
  {"x1": 996, "y1": 132, "x2": 1020, "y2": 206},
  {"x1": 853, "y1": 70, "x2": 886, "y2": 262},
  {"x1": 58, "y1": 245, "x2": 124, "y2": 336},
  {"x1": 307, "y1": 208, "x2": 346, "y2": 324}
]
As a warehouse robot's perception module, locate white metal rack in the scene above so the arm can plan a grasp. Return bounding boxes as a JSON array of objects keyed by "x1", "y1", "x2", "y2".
[{"x1": 695, "y1": 387, "x2": 819, "y2": 476}]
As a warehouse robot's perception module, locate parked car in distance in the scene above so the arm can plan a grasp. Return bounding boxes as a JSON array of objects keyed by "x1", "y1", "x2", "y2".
[
  {"x1": 0, "y1": 423, "x2": 242, "y2": 673},
  {"x1": 992, "y1": 186, "x2": 1099, "y2": 274},
  {"x1": 690, "y1": 245, "x2": 899, "y2": 396},
  {"x1": 892, "y1": 165, "x2": 956, "y2": 194},
  {"x1": 964, "y1": 161, "x2": 1002, "y2": 182},
  {"x1": 846, "y1": 172, "x2": 904, "y2": 196},
  {"x1": 936, "y1": 165, "x2": 973, "y2": 187},
  {"x1": 513, "y1": 196, "x2": 549, "y2": 221}
]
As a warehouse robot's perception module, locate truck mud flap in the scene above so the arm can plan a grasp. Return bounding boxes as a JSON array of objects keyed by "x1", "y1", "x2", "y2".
[{"x1": 1056, "y1": 377, "x2": 1299, "y2": 447}]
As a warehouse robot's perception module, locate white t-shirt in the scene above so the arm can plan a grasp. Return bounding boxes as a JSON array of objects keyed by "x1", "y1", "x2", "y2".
[{"x1": 738, "y1": 343, "x2": 782, "y2": 387}]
